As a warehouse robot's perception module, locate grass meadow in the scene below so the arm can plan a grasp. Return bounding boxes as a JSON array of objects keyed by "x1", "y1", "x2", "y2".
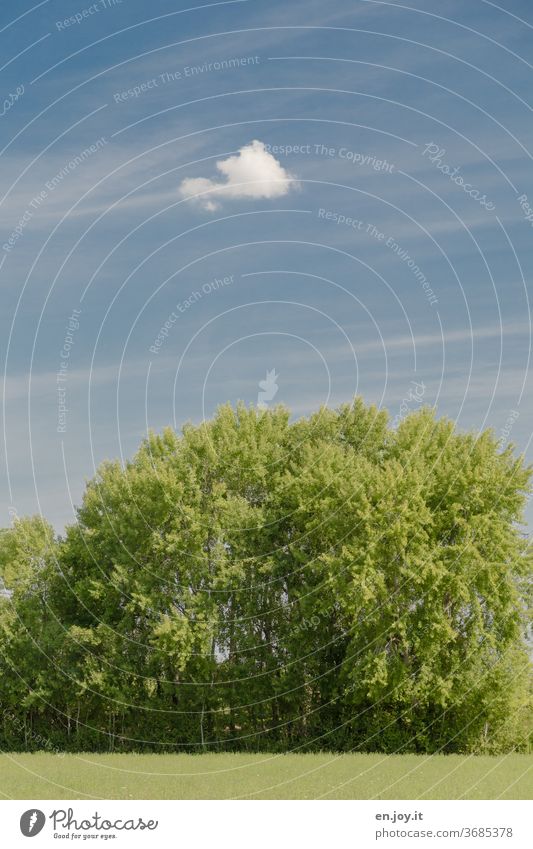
[{"x1": 0, "y1": 752, "x2": 531, "y2": 800}]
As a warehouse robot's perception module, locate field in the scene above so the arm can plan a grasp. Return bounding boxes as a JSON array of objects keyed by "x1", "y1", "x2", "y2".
[{"x1": 0, "y1": 752, "x2": 531, "y2": 799}]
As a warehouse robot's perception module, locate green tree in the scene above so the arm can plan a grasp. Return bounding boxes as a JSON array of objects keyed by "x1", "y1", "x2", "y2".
[{"x1": 0, "y1": 400, "x2": 531, "y2": 753}]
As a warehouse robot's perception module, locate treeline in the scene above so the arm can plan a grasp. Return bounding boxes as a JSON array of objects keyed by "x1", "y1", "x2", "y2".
[{"x1": 0, "y1": 400, "x2": 532, "y2": 753}]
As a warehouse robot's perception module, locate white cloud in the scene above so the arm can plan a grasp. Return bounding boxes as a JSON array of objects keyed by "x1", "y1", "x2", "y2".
[{"x1": 178, "y1": 140, "x2": 298, "y2": 210}]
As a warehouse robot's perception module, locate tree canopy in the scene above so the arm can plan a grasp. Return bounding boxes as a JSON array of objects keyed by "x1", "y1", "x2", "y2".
[{"x1": 1, "y1": 399, "x2": 531, "y2": 753}]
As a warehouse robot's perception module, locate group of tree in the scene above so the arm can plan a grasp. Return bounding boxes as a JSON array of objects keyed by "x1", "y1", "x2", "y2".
[{"x1": 0, "y1": 398, "x2": 531, "y2": 754}]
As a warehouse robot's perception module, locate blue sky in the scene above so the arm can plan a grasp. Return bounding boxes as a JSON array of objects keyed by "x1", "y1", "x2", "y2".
[{"x1": 1, "y1": 0, "x2": 533, "y2": 531}]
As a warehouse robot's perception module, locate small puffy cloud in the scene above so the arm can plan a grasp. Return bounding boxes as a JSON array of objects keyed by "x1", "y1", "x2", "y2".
[{"x1": 179, "y1": 140, "x2": 297, "y2": 210}]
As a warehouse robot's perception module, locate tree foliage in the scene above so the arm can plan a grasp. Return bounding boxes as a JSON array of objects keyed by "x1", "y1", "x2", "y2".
[{"x1": 0, "y1": 399, "x2": 531, "y2": 753}]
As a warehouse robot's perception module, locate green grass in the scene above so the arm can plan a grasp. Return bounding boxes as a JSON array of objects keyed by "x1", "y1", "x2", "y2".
[{"x1": 0, "y1": 752, "x2": 531, "y2": 799}]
